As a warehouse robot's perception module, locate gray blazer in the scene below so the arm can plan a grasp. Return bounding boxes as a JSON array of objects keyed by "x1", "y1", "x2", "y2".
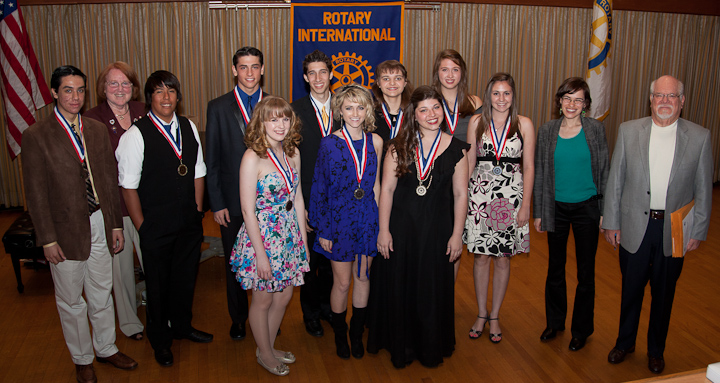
[
  {"x1": 602, "y1": 117, "x2": 713, "y2": 256},
  {"x1": 533, "y1": 117, "x2": 609, "y2": 232}
]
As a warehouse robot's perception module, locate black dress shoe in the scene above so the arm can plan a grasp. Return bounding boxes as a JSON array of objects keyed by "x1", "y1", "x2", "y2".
[
  {"x1": 174, "y1": 328, "x2": 214, "y2": 343},
  {"x1": 321, "y1": 312, "x2": 333, "y2": 323},
  {"x1": 305, "y1": 319, "x2": 324, "y2": 337},
  {"x1": 154, "y1": 348, "x2": 174, "y2": 367},
  {"x1": 540, "y1": 327, "x2": 563, "y2": 341},
  {"x1": 230, "y1": 323, "x2": 246, "y2": 340},
  {"x1": 569, "y1": 337, "x2": 587, "y2": 351},
  {"x1": 648, "y1": 355, "x2": 665, "y2": 374},
  {"x1": 608, "y1": 345, "x2": 635, "y2": 364}
]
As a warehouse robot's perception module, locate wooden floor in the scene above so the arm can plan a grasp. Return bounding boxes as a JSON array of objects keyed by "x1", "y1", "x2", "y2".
[{"x1": 1, "y1": 187, "x2": 719, "y2": 383}]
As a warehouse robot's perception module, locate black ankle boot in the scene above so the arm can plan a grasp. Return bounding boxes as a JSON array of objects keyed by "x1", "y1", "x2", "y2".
[
  {"x1": 349, "y1": 306, "x2": 366, "y2": 359},
  {"x1": 332, "y1": 310, "x2": 350, "y2": 359}
]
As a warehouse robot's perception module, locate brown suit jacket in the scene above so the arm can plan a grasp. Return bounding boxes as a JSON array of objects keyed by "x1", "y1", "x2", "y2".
[{"x1": 22, "y1": 112, "x2": 123, "y2": 261}]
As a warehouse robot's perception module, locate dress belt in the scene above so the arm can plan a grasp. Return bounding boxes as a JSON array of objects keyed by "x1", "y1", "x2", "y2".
[{"x1": 649, "y1": 210, "x2": 665, "y2": 220}]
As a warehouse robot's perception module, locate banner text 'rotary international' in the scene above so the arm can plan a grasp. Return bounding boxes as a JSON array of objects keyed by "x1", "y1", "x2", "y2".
[{"x1": 297, "y1": 11, "x2": 397, "y2": 42}]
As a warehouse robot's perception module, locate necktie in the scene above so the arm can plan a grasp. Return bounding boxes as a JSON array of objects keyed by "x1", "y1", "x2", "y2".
[
  {"x1": 72, "y1": 124, "x2": 99, "y2": 213},
  {"x1": 322, "y1": 106, "x2": 329, "y2": 128},
  {"x1": 248, "y1": 96, "x2": 253, "y2": 115}
]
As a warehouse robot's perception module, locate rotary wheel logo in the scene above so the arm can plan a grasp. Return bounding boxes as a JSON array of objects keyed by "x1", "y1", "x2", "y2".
[{"x1": 331, "y1": 52, "x2": 374, "y2": 91}]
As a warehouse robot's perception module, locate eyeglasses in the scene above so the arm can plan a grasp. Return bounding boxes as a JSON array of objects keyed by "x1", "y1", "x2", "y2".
[
  {"x1": 561, "y1": 96, "x2": 585, "y2": 105},
  {"x1": 106, "y1": 81, "x2": 133, "y2": 89},
  {"x1": 652, "y1": 93, "x2": 680, "y2": 101}
]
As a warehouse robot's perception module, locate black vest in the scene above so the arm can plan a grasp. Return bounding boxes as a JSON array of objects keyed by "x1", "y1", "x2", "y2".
[{"x1": 136, "y1": 116, "x2": 199, "y2": 225}]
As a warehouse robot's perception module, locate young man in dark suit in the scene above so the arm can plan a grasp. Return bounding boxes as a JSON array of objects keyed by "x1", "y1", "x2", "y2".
[
  {"x1": 23, "y1": 65, "x2": 137, "y2": 383},
  {"x1": 291, "y1": 50, "x2": 336, "y2": 337},
  {"x1": 206, "y1": 46, "x2": 268, "y2": 340},
  {"x1": 117, "y1": 70, "x2": 212, "y2": 367}
]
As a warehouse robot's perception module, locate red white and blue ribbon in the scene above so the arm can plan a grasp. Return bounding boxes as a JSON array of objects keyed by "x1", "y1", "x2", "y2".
[
  {"x1": 234, "y1": 86, "x2": 263, "y2": 126},
  {"x1": 55, "y1": 106, "x2": 85, "y2": 162},
  {"x1": 148, "y1": 111, "x2": 182, "y2": 161},
  {"x1": 267, "y1": 148, "x2": 294, "y2": 194},
  {"x1": 442, "y1": 98, "x2": 458, "y2": 135},
  {"x1": 415, "y1": 129, "x2": 442, "y2": 180},
  {"x1": 310, "y1": 96, "x2": 332, "y2": 137},
  {"x1": 341, "y1": 124, "x2": 367, "y2": 185},
  {"x1": 381, "y1": 103, "x2": 404, "y2": 139},
  {"x1": 490, "y1": 118, "x2": 511, "y2": 162}
]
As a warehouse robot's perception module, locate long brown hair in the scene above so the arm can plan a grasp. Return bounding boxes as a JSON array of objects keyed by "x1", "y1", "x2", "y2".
[
  {"x1": 244, "y1": 96, "x2": 302, "y2": 158},
  {"x1": 432, "y1": 49, "x2": 475, "y2": 118},
  {"x1": 392, "y1": 86, "x2": 447, "y2": 176},
  {"x1": 476, "y1": 72, "x2": 520, "y2": 144}
]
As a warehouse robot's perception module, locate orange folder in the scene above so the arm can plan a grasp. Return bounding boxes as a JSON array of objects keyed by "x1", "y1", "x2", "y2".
[{"x1": 671, "y1": 200, "x2": 695, "y2": 258}]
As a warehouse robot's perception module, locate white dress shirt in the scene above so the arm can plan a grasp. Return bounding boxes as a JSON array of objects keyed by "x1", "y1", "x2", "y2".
[{"x1": 116, "y1": 113, "x2": 207, "y2": 189}]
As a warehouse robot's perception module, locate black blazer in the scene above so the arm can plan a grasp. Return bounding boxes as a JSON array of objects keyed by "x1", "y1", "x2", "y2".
[
  {"x1": 292, "y1": 95, "x2": 340, "y2": 207},
  {"x1": 205, "y1": 89, "x2": 268, "y2": 217}
]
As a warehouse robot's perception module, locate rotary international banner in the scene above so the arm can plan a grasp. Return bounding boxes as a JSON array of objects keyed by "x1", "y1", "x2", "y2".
[{"x1": 291, "y1": 1, "x2": 404, "y2": 101}]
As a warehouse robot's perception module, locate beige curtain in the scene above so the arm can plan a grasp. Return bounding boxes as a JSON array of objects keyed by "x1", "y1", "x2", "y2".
[{"x1": 2, "y1": 2, "x2": 718, "y2": 207}]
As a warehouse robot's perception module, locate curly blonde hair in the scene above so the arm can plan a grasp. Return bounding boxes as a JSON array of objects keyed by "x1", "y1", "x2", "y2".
[
  {"x1": 244, "y1": 96, "x2": 302, "y2": 158},
  {"x1": 332, "y1": 83, "x2": 376, "y2": 132}
]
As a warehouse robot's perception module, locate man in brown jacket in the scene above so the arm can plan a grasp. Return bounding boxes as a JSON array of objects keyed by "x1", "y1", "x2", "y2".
[{"x1": 22, "y1": 66, "x2": 137, "y2": 383}]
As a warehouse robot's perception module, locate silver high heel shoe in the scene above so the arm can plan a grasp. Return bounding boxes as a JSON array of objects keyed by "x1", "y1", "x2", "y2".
[{"x1": 256, "y1": 348, "x2": 296, "y2": 364}]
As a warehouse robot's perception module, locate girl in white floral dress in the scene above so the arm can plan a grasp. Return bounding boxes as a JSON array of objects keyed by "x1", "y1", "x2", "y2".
[
  {"x1": 463, "y1": 73, "x2": 535, "y2": 344},
  {"x1": 229, "y1": 96, "x2": 310, "y2": 376}
]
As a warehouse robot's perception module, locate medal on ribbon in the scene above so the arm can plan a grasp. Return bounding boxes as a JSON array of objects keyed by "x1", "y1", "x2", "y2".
[
  {"x1": 310, "y1": 97, "x2": 332, "y2": 137},
  {"x1": 55, "y1": 106, "x2": 85, "y2": 162},
  {"x1": 234, "y1": 86, "x2": 263, "y2": 126},
  {"x1": 442, "y1": 98, "x2": 458, "y2": 135},
  {"x1": 149, "y1": 111, "x2": 187, "y2": 176},
  {"x1": 341, "y1": 124, "x2": 367, "y2": 200},
  {"x1": 490, "y1": 118, "x2": 511, "y2": 176},
  {"x1": 267, "y1": 148, "x2": 295, "y2": 211},
  {"x1": 381, "y1": 103, "x2": 404, "y2": 139},
  {"x1": 414, "y1": 129, "x2": 442, "y2": 196}
]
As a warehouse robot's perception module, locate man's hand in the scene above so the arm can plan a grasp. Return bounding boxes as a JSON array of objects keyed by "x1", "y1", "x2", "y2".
[
  {"x1": 112, "y1": 230, "x2": 125, "y2": 254},
  {"x1": 605, "y1": 229, "x2": 621, "y2": 249},
  {"x1": 213, "y1": 208, "x2": 231, "y2": 227},
  {"x1": 686, "y1": 238, "x2": 701, "y2": 252},
  {"x1": 44, "y1": 244, "x2": 66, "y2": 265}
]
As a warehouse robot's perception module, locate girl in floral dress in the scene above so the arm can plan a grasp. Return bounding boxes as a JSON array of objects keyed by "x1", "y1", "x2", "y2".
[
  {"x1": 464, "y1": 73, "x2": 535, "y2": 343},
  {"x1": 229, "y1": 96, "x2": 310, "y2": 376}
]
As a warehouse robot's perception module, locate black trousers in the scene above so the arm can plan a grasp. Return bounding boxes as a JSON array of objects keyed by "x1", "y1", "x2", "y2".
[
  {"x1": 140, "y1": 211, "x2": 204, "y2": 351},
  {"x1": 545, "y1": 198, "x2": 600, "y2": 339},
  {"x1": 615, "y1": 217, "x2": 683, "y2": 358},
  {"x1": 300, "y1": 231, "x2": 333, "y2": 321},
  {"x1": 220, "y1": 215, "x2": 249, "y2": 325}
]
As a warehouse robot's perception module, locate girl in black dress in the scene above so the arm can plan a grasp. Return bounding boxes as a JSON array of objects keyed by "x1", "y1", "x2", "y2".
[{"x1": 367, "y1": 86, "x2": 469, "y2": 368}]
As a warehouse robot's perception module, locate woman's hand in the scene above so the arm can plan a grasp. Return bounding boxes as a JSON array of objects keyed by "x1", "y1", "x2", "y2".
[
  {"x1": 377, "y1": 230, "x2": 393, "y2": 259},
  {"x1": 319, "y1": 237, "x2": 333, "y2": 253},
  {"x1": 256, "y1": 254, "x2": 272, "y2": 280},
  {"x1": 446, "y1": 234, "x2": 463, "y2": 262},
  {"x1": 534, "y1": 218, "x2": 544, "y2": 233},
  {"x1": 517, "y1": 205, "x2": 530, "y2": 227}
]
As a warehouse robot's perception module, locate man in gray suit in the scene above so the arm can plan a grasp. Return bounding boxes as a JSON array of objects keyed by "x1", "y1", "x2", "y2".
[{"x1": 603, "y1": 75, "x2": 712, "y2": 374}]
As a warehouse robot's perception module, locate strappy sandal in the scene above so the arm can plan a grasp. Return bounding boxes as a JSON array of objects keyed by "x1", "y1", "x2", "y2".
[
  {"x1": 488, "y1": 318, "x2": 502, "y2": 343},
  {"x1": 469, "y1": 315, "x2": 488, "y2": 339}
]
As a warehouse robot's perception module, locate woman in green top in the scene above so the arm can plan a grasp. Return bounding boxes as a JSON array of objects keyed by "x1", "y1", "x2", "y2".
[{"x1": 532, "y1": 78, "x2": 609, "y2": 352}]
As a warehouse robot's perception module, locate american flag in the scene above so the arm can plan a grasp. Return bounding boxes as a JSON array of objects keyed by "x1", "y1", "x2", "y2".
[{"x1": 1, "y1": 1, "x2": 52, "y2": 158}]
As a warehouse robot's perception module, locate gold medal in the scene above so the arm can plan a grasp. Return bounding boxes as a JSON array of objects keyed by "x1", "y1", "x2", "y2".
[
  {"x1": 354, "y1": 187, "x2": 365, "y2": 200},
  {"x1": 178, "y1": 163, "x2": 188, "y2": 176}
]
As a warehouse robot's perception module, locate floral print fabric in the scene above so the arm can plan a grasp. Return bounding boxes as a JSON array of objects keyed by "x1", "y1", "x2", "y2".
[
  {"x1": 230, "y1": 170, "x2": 309, "y2": 292},
  {"x1": 464, "y1": 132, "x2": 530, "y2": 257}
]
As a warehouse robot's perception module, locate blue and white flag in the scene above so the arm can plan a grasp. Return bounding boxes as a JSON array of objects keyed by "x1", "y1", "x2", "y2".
[{"x1": 586, "y1": 0, "x2": 612, "y2": 121}]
